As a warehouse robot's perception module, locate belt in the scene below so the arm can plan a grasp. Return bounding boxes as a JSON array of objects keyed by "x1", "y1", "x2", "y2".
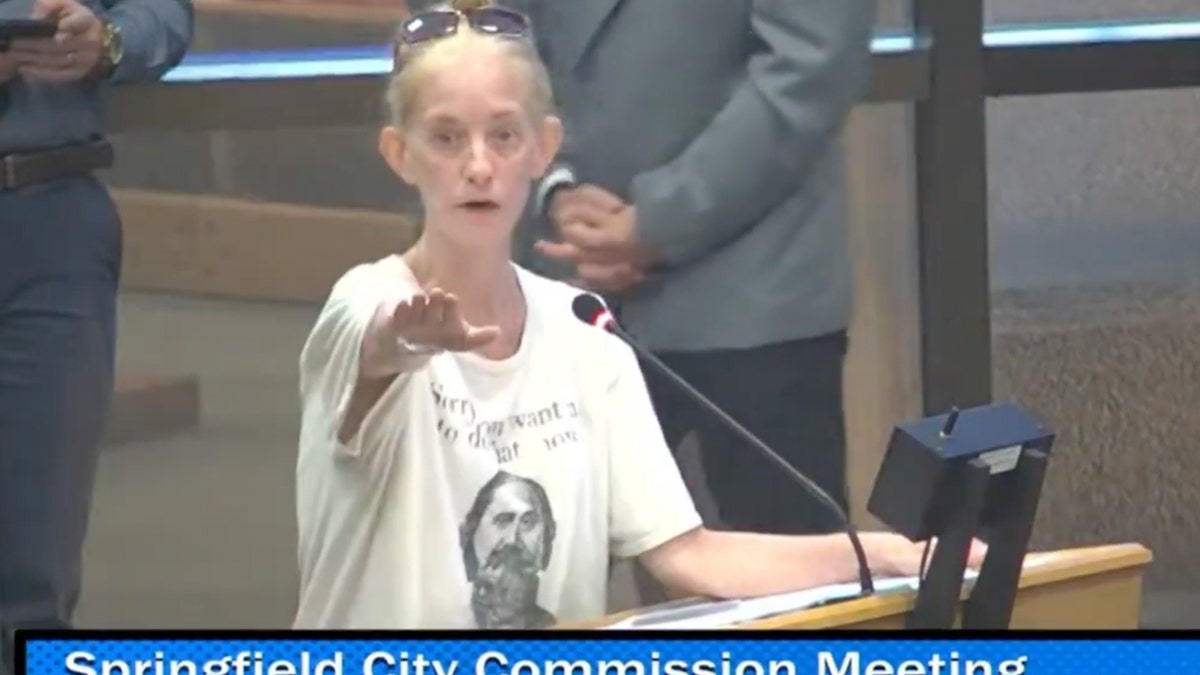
[{"x1": 0, "y1": 139, "x2": 115, "y2": 192}]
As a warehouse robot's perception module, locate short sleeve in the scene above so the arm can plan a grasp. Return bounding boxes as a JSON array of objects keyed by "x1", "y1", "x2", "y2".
[
  {"x1": 298, "y1": 265, "x2": 409, "y2": 460},
  {"x1": 605, "y1": 342, "x2": 705, "y2": 559}
]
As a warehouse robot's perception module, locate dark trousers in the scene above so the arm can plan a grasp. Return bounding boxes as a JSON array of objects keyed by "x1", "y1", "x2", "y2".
[
  {"x1": 0, "y1": 176, "x2": 121, "y2": 674},
  {"x1": 634, "y1": 331, "x2": 849, "y2": 600}
]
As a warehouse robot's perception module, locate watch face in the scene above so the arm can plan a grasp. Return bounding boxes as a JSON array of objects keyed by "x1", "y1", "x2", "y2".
[{"x1": 109, "y1": 24, "x2": 124, "y2": 63}]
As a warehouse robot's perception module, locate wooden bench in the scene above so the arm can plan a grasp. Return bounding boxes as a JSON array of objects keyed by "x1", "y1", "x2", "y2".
[{"x1": 105, "y1": 373, "x2": 201, "y2": 446}]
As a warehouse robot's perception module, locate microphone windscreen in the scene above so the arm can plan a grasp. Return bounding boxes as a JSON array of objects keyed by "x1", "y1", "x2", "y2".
[{"x1": 571, "y1": 294, "x2": 606, "y2": 324}]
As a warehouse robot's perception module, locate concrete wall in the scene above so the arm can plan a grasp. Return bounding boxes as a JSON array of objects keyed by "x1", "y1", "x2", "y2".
[
  {"x1": 985, "y1": 87, "x2": 1200, "y2": 588},
  {"x1": 994, "y1": 284, "x2": 1200, "y2": 588}
]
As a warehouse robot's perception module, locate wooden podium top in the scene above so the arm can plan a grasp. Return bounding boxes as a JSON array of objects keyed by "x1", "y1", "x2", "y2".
[{"x1": 569, "y1": 543, "x2": 1152, "y2": 630}]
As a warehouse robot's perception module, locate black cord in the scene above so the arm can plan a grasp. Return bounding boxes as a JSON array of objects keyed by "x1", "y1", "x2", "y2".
[
  {"x1": 916, "y1": 538, "x2": 932, "y2": 589},
  {"x1": 628, "y1": 336, "x2": 875, "y2": 595}
]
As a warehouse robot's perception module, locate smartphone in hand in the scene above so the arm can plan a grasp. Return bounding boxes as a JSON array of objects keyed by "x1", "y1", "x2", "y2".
[{"x1": 0, "y1": 18, "x2": 58, "y2": 52}]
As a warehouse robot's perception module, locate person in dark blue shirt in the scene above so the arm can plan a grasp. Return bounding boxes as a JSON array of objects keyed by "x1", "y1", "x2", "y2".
[{"x1": 0, "y1": 0, "x2": 191, "y2": 668}]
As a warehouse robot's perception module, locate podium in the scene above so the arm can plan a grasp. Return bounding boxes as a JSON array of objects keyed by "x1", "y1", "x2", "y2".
[{"x1": 569, "y1": 543, "x2": 1151, "y2": 630}]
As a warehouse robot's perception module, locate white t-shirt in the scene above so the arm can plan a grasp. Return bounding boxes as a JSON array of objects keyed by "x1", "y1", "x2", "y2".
[{"x1": 293, "y1": 256, "x2": 703, "y2": 629}]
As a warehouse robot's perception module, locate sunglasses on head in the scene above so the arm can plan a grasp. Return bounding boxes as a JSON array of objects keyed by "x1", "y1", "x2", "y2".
[{"x1": 396, "y1": 5, "x2": 530, "y2": 47}]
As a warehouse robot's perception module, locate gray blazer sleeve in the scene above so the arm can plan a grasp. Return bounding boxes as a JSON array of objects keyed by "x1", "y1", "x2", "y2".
[
  {"x1": 629, "y1": 0, "x2": 876, "y2": 268},
  {"x1": 102, "y1": 0, "x2": 194, "y2": 83}
]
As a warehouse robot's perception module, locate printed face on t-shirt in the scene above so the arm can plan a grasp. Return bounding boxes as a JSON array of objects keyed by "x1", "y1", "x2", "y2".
[
  {"x1": 475, "y1": 480, "x2": 548, "y2": 568},
  {"x1": 461, "y1": 472, "x2": 558, "y2": 629}
]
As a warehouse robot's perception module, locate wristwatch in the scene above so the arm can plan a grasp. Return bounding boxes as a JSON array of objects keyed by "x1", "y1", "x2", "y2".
[
  {"x1": 535, "y1": 164, "x2": 578, "y2": 218},
  {"x1": 95, "y1": 19, "x2": 124, "y2": 79}
]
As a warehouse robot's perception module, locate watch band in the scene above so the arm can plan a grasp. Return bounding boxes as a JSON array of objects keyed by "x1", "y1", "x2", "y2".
[
  {"x1": 96, "y1": 19, "x2": 122, "y2": 79},
  {"x1": 534, "y1": 165, "x2": 577, "y2": 218}
]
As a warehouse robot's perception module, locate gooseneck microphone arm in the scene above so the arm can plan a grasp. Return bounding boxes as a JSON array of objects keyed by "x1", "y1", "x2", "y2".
[{"x1": 571, "y1": 294, "x2": 875, "y2": 597}]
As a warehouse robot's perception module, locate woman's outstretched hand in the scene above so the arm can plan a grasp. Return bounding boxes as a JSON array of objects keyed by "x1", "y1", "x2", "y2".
[{"x1": 391, "y1": 288, "x2": 500, "y2": 352}]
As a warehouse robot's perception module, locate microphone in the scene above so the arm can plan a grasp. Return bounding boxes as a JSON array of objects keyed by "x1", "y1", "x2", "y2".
[{"x1": 571, "y1": 293, "x2": 875, "y2": 597}]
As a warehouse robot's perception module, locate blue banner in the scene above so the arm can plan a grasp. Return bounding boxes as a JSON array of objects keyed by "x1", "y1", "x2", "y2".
[{"x1": 19, "y1": 636, "x2": 1195, "y2": 675}]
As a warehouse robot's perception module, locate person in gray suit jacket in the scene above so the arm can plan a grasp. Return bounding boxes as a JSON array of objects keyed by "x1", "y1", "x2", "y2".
[{"x1": 410, "y1": 0, "x2": 875, "y2": 546}]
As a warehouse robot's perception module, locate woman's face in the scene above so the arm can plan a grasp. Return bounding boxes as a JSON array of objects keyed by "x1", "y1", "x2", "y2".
[{"x1": 380, "y1": 43, "x2": 561, "y2": 250}]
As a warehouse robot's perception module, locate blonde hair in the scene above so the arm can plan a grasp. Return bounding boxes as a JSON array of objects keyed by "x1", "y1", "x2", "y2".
[{"x1": 384, "y1": 0, "x2": 556, "y2": 128}]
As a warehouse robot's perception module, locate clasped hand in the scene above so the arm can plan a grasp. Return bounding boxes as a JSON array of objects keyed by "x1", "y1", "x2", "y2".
[
  {"x1": 389, "y1": 288, "x2": 501, "y2": 353},
  {"x1": 534, "y1": 184, "x2": 657, "y2": 294},
  {"x1": 0, "y1": 0, "x2": 104, "y2": 85}
]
